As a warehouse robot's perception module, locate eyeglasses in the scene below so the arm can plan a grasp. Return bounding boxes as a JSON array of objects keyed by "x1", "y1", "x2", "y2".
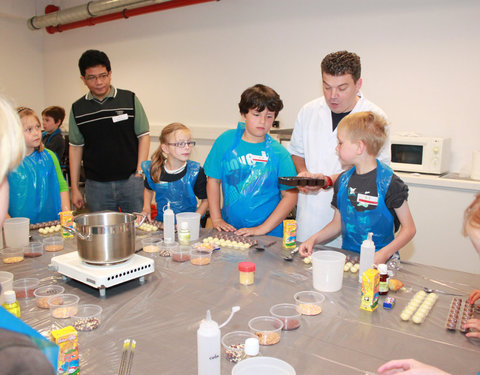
[
  {"x1": 85, "y1": 73, "x2": 109, "y2": 82},
  {"x1": 167, "y1": 141, "x2": 196, "y2": 148}
]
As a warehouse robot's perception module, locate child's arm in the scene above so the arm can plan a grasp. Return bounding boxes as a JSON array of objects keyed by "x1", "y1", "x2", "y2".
[
  {"x1": 299, "y1": 209, "x2": 342, "y2": 257},
  {"x1": 235, "y1": 188, "x2": 298, "y2": 236},
  {"x1": 196, "y1": 199, "x2": 208, "y2": 217},
  {"x1": 142, "y1": 188, "x2": 154, "y2": 222},
  {"x1": 60, "y1": 191, "x2": 71, "y2": 212},
  {"x1": 465, "y1": 319, "x2": 480, "y2": 338},
  {"x1": 206, "y1": 177, "x2": 236, "y2": 232},
  {"x1": 374, "y1": 200, "x2": 416, "y2": 264}
]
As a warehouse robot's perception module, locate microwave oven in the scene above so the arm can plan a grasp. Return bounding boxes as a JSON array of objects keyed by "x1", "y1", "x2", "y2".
[{"x1": 390, "y1": 135, "x2": 451, "y2": 175}]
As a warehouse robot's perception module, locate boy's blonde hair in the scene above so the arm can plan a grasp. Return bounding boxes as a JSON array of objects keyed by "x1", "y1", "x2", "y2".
[
  {"x1": 337, "y1": 111, "x2": 387, "y2": 156},
  {"x1": 463, "y1": 194, "x2": 480, "y2": 235},
  {"x1": 150, "y1": 123, "x2": 191, "y2": 183},
  {"x1": 17, "y1": 107, "x2": 44, "y2": 152},
  {"x1": 0, "y1": 97, "x2": 25, "y2": 181}
]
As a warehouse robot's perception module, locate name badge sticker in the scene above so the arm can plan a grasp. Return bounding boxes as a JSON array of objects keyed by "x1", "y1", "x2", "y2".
[
  {"x1": 357, "y1": 193, "x2": 378, "y2": 206},
  {"x1": 112, "y1": 113, "x2": 128, "y2": 123}
]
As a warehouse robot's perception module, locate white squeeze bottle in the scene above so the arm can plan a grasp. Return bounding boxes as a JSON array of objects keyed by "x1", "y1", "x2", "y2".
[
  {"x1": 358, "y1": 232, "x2": 375, "y2": 283},
  {"x1": 163, "y1": 202, "x2": 175, "y2": 244},
  {"x1": 197, "y1": 307, "x2": 240, "y2": 375}
]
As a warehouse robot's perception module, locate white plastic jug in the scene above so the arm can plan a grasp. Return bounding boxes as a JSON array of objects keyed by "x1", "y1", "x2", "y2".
[
  {"x1": 176, "y1": 212, "x2": 201, "y2": 241},
  {"x1": 311, "y1": 250, "x2": 346, "y2": 292}
]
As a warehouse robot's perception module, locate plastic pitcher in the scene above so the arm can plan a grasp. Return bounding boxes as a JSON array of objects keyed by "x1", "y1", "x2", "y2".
[
  {"x1": 311, "y1": 250, "x2": 346, "y2": 292},
  {"x1": 3, "y1": 217, "x2": 29, "y2": 249},
  {"x1": 176, "y1": 212, "x2": 200, "y2": 241}
]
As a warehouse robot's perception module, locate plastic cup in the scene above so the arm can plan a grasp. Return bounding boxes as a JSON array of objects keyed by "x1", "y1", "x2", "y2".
[
  {"x1": 48, "y1": 293, "x2": 80, "y2": 319},
  {"x1": 3, "y1": 217, "x2": 30, "y2": 248},
  {"x1": 176, "y1": 212, "x2": 200, "y2": 241},
  {"x1": 72, "y1": 304, "x2": 102, "y2": 331},
  {"x1": 34, "y1": 285, "x2": 65, "y2": 309},
  {"x1": 221, "y1": 331, "x2": 258, "y2": 363},
  {"x1": 1, "y1": 248, "x2": 24, "y2": 264},
  {"x1": 171, "y1": 245, "x2": 190, "y2": 262},
  {"x1": 43, "y1": 236, "x2": 64, "y2": 252},
  {"x1": 311, "y1": 250, "x2": 346, "y2": 292},
  {"x1": 269, "y1": 303, "x2": 301, "y2": 330},
  {"x1": 232, "y1": 357, "x2": 296, "y2": 375},
  {"x1": 13, "y1": 278, "x2": 40, "y2": 299},
  {"x1": 24, "y1": 241, "x2": 44, "y2": 258},
  {"x1": 0, "y1": 271, "x2": 14, "y2": 304},
  {"x1": 294, "y1": 290, "x2": 325, "y2": 316},
  {"x1": 142, "y1": 237, "x2": 161, "y2": 253},
  {"x1": 190, "y1": 248, "x2": 212, "y2": 266},
  {"x1": 248, "y1": 316, "x2": 283, "y2": 345}
]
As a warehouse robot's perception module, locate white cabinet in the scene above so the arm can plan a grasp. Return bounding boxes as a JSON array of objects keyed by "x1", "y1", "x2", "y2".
[{"x1": 398, "y1": 172, "x2": 480, "y2": 274}]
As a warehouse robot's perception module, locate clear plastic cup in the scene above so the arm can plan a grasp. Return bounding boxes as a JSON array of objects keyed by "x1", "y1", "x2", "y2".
[
  {"x1": 2, "y1": 248, "x2": 24, "y2": 264},
  {"x1": 72, "y1": 304, "x2": 102, "y2": 331},
  {"x1": 248, "y1": 316, "x2": 283, "y2": 345},
  {"x1": 43, "y1": 236, "x2": 64, "y2": 252},
  {"x1": 24, "y1": 242, "x2": 44, "y2": 258},
  {"x1": 3, "y1": 217, "x2": 29, "y2": 248},
  {"x1": 190, "y1": 248, "x2": 212, "y2": 266},
  {"x1": 294, "y1": 290, "x2": 325, "y2": 316},
  {"x1": 13, "y1": 278, "x2": 40, "y2": 299},
  {"x1": 171, "y1": 245, "x2": 191, "y2": 262},
  {"x1": 142, "y1": 237, "x2": 161, "y2": 253},
  {"x1": 221, "y1": 331, "x2": 258, "y2": 363},
  {"x1": 0, "y1": 271, "x2": 14, "y2": 304},
  {"x1": 48, "y1": 293, "x2": 80, "y2": 319},
  {"x1": 34, "y1": 285, "x2": 65, "y2": 309},
  {"x1": 269, "y1": 303, "x2": 301, "y2": 330}
]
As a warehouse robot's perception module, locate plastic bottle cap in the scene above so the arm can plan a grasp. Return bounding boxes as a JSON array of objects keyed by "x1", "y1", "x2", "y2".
[
  {"x1": 238, "y1": 262, "x2": 255, "y2": 272},
  {"x1": 3, "y1": 290, "x2": 16, "y2": 304},
  {"x1": 180, "y1": 221, "x2": 189, "y2": 230},
  {"x1": 378, "y1": 264, "x2": 388, "y2": 274},
  {"x1": 244, "y1": 337, "x2": 259, "y2": 356}
]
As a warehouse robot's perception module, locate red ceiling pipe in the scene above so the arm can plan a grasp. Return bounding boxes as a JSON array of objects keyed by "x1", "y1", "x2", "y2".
[{"x1": 45, "y1": 0, "x2": 219, "y2": 34}]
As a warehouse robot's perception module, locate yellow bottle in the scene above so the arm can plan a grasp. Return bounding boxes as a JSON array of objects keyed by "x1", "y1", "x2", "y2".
[{"x1": 2, "y1": 290, "x2": 21, "y2": 318}]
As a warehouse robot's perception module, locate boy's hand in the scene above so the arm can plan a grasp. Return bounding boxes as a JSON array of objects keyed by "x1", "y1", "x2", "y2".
[
  {"x1": 212, "y1": 218, "x2": 236, "y2": 232},
  {"x1": 297, "y1": 171, "x2": 326, "y2": 194},
  {"x1": 468, "y1": 289, "x2": 480, "y2": 304},
  {"x1": 235, "y1": 226, "x2": 264, "y2": 237},
  {"x1": 464, "y1": 318, "x2": 480, "y2": 338},
  {"x1": 377, "y1": 359, "x2": 450, "y2": 375},
  {"x1": 298, "y1": 238, "x2": 315, "y2": 257}
]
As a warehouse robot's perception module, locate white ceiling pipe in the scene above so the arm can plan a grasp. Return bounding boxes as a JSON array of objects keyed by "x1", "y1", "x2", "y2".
[{"x1": 28, "y1": 0, "x2": 165, "y2": 30}]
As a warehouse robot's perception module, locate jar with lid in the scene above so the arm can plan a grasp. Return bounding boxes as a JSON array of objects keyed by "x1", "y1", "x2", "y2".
[
  {"x1": 178, "y1": 222, "x2": 190, "y2": 245},
  {"x1": 238, "y1": 262, "x2": 255, "y2": 285},
  {"x1": 378, "y1": 264, "x2": 389, "y2": 295}
]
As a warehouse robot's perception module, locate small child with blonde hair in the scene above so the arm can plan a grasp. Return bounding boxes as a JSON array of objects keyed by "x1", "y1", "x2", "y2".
[
  {"x1": 8, "y1": 107, "x2": 70, "y2": 223},
  {"x1": 141, "y1": 122, "x2": 208, "y2": 222},
  {"x1": 299, "y1": 111, "x2": 416, "y2": 264}
]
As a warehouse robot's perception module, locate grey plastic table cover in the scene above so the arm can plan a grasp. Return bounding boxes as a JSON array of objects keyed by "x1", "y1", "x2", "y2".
[{"x1": 3, "y1": 229, "x2": 480, "y2": 374}]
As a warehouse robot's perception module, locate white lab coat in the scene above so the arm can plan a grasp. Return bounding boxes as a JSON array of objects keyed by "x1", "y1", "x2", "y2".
[{"x1": 287, "y1": 93, "x2": 390, "y2": 242}]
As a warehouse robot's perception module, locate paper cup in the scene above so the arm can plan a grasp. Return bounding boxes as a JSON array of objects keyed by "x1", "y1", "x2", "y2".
[{"x1": 311, "y1": 250, "x2": 346, "y2": 292}]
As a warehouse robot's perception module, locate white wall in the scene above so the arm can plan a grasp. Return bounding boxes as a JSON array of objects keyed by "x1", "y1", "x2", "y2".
[{"x1": 31, "y1": 0, "x2": 480, "y2": 172}]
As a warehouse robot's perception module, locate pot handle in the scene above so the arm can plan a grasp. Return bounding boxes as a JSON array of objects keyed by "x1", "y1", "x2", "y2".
[
  {"x1": 133, "y1": 212, "x2": 147, "y2": 228},
  {"x1": 61, "y1": 225, "x2": 90, "y2": 241}
]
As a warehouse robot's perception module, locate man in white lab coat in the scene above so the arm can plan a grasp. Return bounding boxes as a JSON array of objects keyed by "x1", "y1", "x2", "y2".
[{"x1": 288, "y1": 51, "x2": 390, "y2": 242}]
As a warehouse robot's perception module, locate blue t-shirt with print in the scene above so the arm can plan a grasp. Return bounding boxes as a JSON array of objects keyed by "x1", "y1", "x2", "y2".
[{"x1": 204, "y1": 127, "x2": 296, "y2": 236}]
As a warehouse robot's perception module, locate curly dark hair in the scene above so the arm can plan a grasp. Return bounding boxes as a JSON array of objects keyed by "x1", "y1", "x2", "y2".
[
  {"x1": 321, "y1": 51, "x2": 361, "y2": 82},
  {"x1": 78, "y1": 50, "x2": 111, "y2": 76},
  {"x1": 238, "y1": 84, "x2": 284, "y2": 118}
]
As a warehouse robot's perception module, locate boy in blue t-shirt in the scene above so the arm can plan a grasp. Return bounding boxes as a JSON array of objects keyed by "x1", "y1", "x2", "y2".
[{"x1": 204, "y1": 84, "x2": 298, "y2": 237}]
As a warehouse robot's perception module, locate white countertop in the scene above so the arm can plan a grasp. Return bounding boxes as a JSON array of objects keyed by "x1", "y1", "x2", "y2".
[{"x1": 396, "y1": 171, "x2": 480, "y2": 191}]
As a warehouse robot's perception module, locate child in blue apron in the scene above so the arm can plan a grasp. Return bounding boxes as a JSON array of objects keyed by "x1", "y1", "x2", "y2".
[
  {"x1": 141, "y1": 122, "x2": 208, "y2": 222},
  {"x1": 8, "y1": 107, "x2": 70, "y2": 224},
  {"x1": 298, "y1": 111, "x2": 416, "y2": 264},
  {"x1": 204, "y1": 84, "x2": 298, "y2": 237},
  {"x1": 41, "y1": 106, "x2": 66, "y2": 162}
]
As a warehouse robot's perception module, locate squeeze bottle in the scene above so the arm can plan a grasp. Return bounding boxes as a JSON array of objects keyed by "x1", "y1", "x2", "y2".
[
  {"x1": 358, "y1": 232, "x2": 375, "y2": 283},
  {"x1": 197, "y1": 306, "x2": 240, "y2": 375},
  {"x1": 163, "y1": 202, "x2": 175, "y2": 244},
  {"x1": 2, "y1": 290, "x2": 21, "y2": 318}
]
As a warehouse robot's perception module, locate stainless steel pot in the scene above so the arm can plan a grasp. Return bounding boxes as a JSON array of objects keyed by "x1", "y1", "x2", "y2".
[{"x1": 64, "y1": 211, "x2": 146, "y2": 265}]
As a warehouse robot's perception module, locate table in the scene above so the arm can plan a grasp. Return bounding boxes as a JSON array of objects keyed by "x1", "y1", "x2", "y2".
[{"x1": 4, "y1": 229, "x2": 480, "y2": 374}]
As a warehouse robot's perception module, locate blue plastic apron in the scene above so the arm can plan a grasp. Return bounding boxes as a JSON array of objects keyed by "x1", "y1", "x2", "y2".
[
  {"x1": 337, "y1": 160, "x2": 394, "y2": 252},
  {"x1": 0, "y1": 308, "x2": 59, "y2": 370},
  {"x1": 142, "y1": 160, "x2": 199, "y2": 222},
  {"x1": 7, "y1": 150, "x2": 61, "y2": 224},
  {"x1": 221, "y1": 122, "x2": 282, "y2": 237}
]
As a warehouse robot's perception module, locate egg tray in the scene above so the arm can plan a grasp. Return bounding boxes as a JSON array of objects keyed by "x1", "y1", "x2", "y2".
[
  {"x1": 278, "y1": 177, "x2": 326, "y2": 187},
  {"x1": 30, "y1": 220, "x2": 61, "y2": 230},
  {"x1": 206, "y1": 232, "x2": 258, "y2": 248},
  {"x1": 446, "y1": 297, "x2": 475, "y2": 332}
]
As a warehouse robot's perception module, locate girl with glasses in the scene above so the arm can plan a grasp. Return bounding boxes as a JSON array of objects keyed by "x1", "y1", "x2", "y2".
[{"x1": 141, "y1": 123, "x2": 208, "y2": 223}]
